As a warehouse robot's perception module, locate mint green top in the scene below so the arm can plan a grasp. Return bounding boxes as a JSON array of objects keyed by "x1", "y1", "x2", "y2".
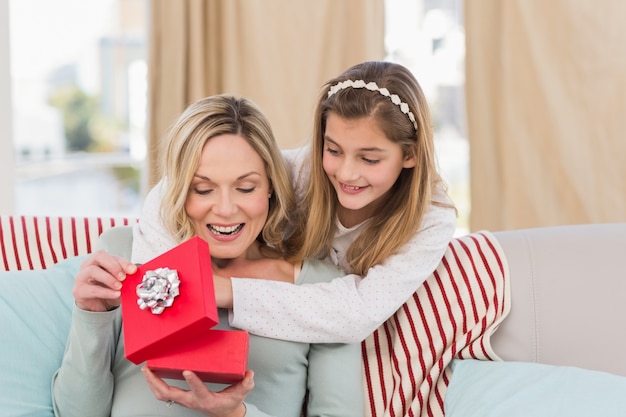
[{"x1": 52, "y1": 259, "x2": 363, "y2": 417}]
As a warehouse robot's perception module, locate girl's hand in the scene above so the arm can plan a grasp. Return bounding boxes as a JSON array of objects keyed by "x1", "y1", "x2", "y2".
[
  {"x1": 142, "y1": 367, "x2": 253, "y2": 417},
  {"x1": 214, "y1": 258, "x2": 296, "y2": 283},
  {"x1": 212, "y1": 272, "x2": 234, "y2": 309},
  {"x1": 212, "y1": 258, "x2": 296, "y2": 309},
  {"x1": 73, "y1": 250, "x2": 137, "y2": 312}
]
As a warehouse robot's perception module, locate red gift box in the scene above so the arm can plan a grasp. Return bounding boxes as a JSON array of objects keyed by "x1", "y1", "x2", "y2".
[
  {"x1": 147, "y1": 329, "x2": 249, "y2": 384},
  {"x1": 121, "y1": 236, "x2": 219, "y2": 364}
]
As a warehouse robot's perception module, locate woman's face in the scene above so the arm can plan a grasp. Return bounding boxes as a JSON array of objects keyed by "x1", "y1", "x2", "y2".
[
  {"x1": 185, "y1": 134, "x2": 271, "y2": 261},
  {"x1": 322, "y1": 112, "x2": 416, "y2": 227}
]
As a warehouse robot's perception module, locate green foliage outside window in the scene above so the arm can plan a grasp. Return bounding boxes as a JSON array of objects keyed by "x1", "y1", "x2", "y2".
[{"x1": 48, "y1": 85, "x2": 119, "y2": 153}]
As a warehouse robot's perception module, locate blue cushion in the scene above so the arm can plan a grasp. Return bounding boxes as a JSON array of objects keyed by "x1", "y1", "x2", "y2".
[
  {"x1": 445, "y1": 359, "x2": 626, "y2": 417},
  {"x1": 0, "y1": 256, "x2": 84, "y2": 417}
]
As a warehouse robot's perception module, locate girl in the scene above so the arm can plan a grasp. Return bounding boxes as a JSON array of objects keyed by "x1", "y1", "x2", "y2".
[{"x1": 132, "y1": 60, "x2": 457, "y2": 344}]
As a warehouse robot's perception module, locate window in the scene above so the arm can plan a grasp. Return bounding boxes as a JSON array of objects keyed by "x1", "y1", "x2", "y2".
[
  {"x1": 5, "y1": 0, "x2": 468, "y2": 231},
  {"x1": 385, "y1": 0, "x2": 469, "y2": 234},
  {"x1": 9, "y1": 0, "x2": 148, "y2": 218}
]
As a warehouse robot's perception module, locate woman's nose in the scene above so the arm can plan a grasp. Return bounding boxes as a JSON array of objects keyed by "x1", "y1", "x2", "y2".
[{"x1": 213, "y1": 191, "x2": 238, "y2": 216}]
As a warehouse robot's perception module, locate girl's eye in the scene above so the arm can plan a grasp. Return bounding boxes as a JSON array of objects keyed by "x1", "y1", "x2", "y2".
[
  {"x1": 237, "y1": 187, "x2": 256, "y2": 194},
  {"x1": 325, "y1": 146, "x2": 341, "y2": 156},
  {"x1": 363, "y1": 157, "x2": 380, "y2": 165}
]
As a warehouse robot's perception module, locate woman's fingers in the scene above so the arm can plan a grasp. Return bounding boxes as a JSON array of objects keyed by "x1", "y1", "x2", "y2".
[
  {"x1": 142, "y1": 366, "x2": 183, "y2": 402},
  {"x1": 73, "y1": 251, "x2": 137, "y2": 311},
  {"x1": 142, "y1": 367, "x2": 253, "y2": 417},
  {"x1": 183, "y1": 370, "x2": 253, "y2": 416}
]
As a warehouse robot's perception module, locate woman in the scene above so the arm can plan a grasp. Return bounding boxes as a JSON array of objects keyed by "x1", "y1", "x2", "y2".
[{"x1": 52, "y1": 95, "x2": 363, "y2": 417}]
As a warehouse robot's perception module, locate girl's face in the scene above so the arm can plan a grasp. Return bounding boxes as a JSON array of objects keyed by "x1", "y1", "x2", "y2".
[
  {"x1": 322, "y1": 112, "x2": 416, "y2": 227},
  {"x1": 185, "y1": 134, "x2": 271, "y2": 263}
]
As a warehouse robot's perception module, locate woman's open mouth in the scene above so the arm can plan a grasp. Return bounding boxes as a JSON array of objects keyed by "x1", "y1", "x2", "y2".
[{"x1": 208, "y1": 223, "x2": 244, "y2": 236}]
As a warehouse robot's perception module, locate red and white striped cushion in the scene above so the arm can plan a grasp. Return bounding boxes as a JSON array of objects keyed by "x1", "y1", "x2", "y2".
[
  {"x1": 362, "y1": 231, "x2": 511, "y2": 417},
  {"x1": 0, "y1": 216, "x2": 137, "y2": 272}
]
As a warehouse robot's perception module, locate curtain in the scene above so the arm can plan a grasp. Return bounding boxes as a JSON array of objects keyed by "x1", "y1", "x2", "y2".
[
  {"x1": 465, "y1": 1, "x2": 626, "y2": 231},
  {"x1": 147, "y1": 0, "x2": 385, "y2": 188}
]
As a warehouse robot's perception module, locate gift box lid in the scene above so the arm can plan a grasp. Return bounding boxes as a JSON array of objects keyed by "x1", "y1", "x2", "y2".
[
  {"x1": 147, "y1": 329, "x2": 249, "y2": 384},
  {"x1": 121, "y1": 236, "x2": 219, "y2": 364}
]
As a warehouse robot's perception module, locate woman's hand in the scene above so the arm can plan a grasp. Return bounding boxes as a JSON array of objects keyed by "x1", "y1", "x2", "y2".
[
  {"x1": 142, "y1": 367, "x2": 253, "y2": 417},
  {"x1": 73, "y1": 250, "x2": 137, "y2": 312}
]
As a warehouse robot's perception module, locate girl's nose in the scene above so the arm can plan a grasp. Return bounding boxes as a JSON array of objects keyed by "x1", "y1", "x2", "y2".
[{"x1": 336, "y1": 158, "x2": 359, "y2": 182}]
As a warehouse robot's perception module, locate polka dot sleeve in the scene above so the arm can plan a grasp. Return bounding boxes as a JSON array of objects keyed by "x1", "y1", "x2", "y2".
[{"x1": 229, "y1": 196, "x2": 457, "y2": 343}]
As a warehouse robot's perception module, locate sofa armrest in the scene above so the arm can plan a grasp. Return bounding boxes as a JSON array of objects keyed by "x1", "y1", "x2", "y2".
[
  {"x1": 94, "y1": 225, "x2": 134, "y2": 260},
  {"x1": 491, "y1": 223, "x2": 626, "y2": 376}
]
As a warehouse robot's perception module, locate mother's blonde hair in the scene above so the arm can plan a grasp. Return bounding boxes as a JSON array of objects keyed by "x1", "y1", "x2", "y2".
[{"x1": 159, "y1": 95, "x2": 297, "y2": 256}]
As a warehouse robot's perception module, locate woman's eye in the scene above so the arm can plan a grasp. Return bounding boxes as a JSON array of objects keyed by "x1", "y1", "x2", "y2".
[
  {"x1": 362, "y1": 157, "x2": 380, "y2": 165},
  {"x1": 238, "y1": 188, "x2": 255, "y2": 194},
  {"x1": 193, "y1": 188, "x2": 212, "y2": 195},
  {"x1": 325, "y1": 147, "x2": 340, "y2": 156}
]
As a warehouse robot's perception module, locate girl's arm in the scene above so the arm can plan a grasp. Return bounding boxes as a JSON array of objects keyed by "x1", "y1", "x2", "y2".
[{"x1": 229, "y1": 199, "x2": 456, "y2": 343}]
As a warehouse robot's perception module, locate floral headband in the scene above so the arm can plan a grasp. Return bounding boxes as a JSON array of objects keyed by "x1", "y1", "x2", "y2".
[{"x1": 327, "y1": 79, "x2": 418, "y2": 131}]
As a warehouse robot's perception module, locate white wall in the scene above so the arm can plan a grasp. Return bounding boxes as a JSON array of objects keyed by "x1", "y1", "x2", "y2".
[{"x1": 0, "y1": 0, "x2": 15, "y2": 214}]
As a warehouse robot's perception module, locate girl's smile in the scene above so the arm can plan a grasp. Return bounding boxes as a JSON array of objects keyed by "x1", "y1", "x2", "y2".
[{"x1": 338, "y1": 182, "x2": 370, "y2": 195}]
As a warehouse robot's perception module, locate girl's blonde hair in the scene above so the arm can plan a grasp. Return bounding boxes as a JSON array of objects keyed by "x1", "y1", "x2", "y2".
[
  {"x1": 292, "y1": 61, "x2": 454, "y2": 275},
  {"x1": 159, "y1": 95, "x2": 297, "y2": 256}
]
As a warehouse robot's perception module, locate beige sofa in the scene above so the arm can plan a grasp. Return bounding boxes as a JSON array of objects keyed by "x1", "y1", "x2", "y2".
[
  {"x1": 96, "y1": 222, "x2": 626, "y2": 376},
  {"x1": 490, "y1": 222, "x2": 626, "y2": 376},
  {"x1": 1, "y1": 215, "x2": 625, "y2": 416},
  {"x1": 445, "y1": 222, "x2": 626, "y2": 417},
  {"x1": 97, "y1": 221, "x2": 626, "y2": 415}
]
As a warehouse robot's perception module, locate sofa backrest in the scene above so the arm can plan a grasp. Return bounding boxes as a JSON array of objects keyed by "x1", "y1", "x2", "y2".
[{"x1": 0, "y1": 215, "x2": 137, "y2": 271}]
